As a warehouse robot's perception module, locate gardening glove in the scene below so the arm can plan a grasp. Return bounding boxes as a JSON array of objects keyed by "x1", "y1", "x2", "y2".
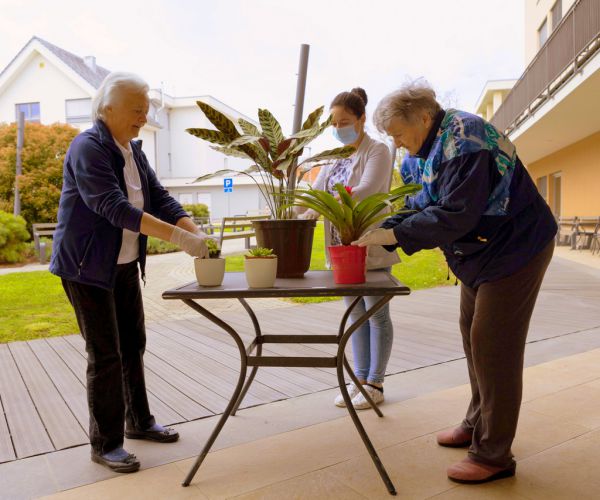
[
  {"x1": 352, "y1": 228, "x2": 397, "y2": 247},
  {"x1": 297, "y1": 209, "x2": 320, "y2": 220},
  {"x1": 170, "y1": 226, "x2": 209, "y2": 259}
]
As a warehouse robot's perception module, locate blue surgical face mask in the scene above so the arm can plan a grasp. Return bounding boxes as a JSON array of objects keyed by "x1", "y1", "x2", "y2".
[{"x1": 333, "y1": 124, "x2": 359, "y2": 145}]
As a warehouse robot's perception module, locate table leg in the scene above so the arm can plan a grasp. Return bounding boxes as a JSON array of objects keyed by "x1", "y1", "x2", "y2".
[
  {"x1": 231, "y1": 298, "x2": 262, "y2": 416},
  {"x1": 338, "y1": 296, "x2": 383, "y2": 417},
  {"x1": 180, "y1": 299, "x2": 249, "y2": 487},
  {"x1": 337, "y1": 295, "x2": 397, "y2": 496}
]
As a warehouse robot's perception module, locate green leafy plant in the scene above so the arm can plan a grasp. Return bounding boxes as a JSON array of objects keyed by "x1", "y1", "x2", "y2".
[
  {"x1": 292, "y1": 183, "x2": 422, "y2": 246},
  {"x1": 206, "y1": 238, "x2": 221, "y2": 258},
  {"x1": 182, "y1": 203, "x2": 210, "y2": 219},
  {"x1": 245, "y1": 247, "x2": 275, "y2": 258},
  {"x1": 187, "y1": 102, "x2": 355, "y2": 219}
]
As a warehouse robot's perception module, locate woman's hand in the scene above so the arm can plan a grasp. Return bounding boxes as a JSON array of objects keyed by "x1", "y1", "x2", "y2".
[
  {"x1": 352, "y1": 228, "x2": 397, "y2": 247},
  {"x1": 170, "y1": 226, "x2": 210, "y2": 258}
]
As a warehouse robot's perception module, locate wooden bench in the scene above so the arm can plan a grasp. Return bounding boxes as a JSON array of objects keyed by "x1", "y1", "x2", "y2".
[
  {"x1": 212, "y1": 215, "x2": 271, "y2": 249},
  {"x1": 32, "y1": 222, "x2": 58, "y2": 264}
]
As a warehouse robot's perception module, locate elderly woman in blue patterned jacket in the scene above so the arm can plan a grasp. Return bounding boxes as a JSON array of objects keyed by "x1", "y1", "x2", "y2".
[
  {"x1": 354, "y1": 80, "x2": 557, "y2": 484},
  {"x1": 50, "y1": 72, "x2": 212, "y2": 473},
  {"x1": 298, "y1": 87, "x2": 398, "y2": 410}
]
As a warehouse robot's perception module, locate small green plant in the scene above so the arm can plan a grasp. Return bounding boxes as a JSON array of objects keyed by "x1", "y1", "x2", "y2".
[
  {"x1": 206, "y1": 238, "x2": 221, "y2": 258},
  {"x1": 245, "y1": 247, "x2": 275, "y2": 258},
  {"x1": 292, "y1": 183, "x2": 422, "y2": 245}
]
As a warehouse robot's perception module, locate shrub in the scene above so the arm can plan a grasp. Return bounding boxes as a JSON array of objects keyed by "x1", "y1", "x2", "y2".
[
  {"x1": 146, "y1": 236, "x2": 180, "y2": 255},
  {"x1": 182, "y1": 203, "x2": 209, "y2": 219},
  {"x1": 0, "y1": 211, "x2": 31, "y2": 263}
]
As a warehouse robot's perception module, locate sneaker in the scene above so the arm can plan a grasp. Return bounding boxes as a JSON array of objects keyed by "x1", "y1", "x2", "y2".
[
  {"x1": 334, "y1": 383, "x2": 361, "y2": 407},
  {"x1": 351, "y1": 384, "x2": 384, "y2": 410}
]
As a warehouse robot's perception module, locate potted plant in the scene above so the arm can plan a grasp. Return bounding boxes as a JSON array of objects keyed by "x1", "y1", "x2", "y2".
[
  {"x1": 194, "y1": 239, "x2": 226, "y2": 287},
  {"x1": 244, "y1": 247, "x2": 278, "y2": 288},
  {"x1": 292, "y1": 183, "x2": 421, "y2": 284},
  {"x1": 186, "y1": 101, "x2": 354, "y2": 278}
]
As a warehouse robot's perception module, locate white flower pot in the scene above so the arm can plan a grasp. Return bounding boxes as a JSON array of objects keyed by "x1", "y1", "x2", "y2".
[
  {"x1": 195, "y1": 257, "x2": 226, "y2": 287},
  {"x1": 244, "y1": 256, "x2": 278, "y2": 288}
]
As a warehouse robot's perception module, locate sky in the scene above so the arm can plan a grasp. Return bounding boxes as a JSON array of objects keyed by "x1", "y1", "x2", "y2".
[{"x1": 0, "y1": 0, "x2": 525, "y2": 146}]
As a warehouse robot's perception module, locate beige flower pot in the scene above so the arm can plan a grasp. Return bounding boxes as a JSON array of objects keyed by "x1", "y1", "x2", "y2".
[
  {"x1": 244, "y1": 256, "x2": 278, "y2": 288},
  {"x1": 195, "y1": 257, "x2": 226, "y2": 287}
]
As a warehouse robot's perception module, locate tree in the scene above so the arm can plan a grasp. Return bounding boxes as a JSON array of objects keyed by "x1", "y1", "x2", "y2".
[{"x1": 0, "y1": 122, "x2": 79, "y2": 228}]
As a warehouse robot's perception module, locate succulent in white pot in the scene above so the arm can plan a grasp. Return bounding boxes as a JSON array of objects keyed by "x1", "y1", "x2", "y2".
[
  {"x1": 244, "y1": 247, "x2": 277, "y2": 288},
  {"x1": 194, "y1": 239, "x2": 225, "y2": 287}
]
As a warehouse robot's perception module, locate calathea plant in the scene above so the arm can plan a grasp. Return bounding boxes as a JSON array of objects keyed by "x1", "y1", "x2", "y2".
[{"x1": 187, "y1": 102, "x2": 354, "y2": 219}]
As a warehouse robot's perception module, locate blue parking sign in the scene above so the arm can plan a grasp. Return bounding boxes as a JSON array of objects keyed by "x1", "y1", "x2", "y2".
[{"x1": 224, "y1": 178, "x2": 233, "y2": 193}]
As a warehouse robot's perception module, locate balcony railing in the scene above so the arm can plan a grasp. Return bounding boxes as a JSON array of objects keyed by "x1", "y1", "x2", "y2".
[{"x1": 491, "y1": 0, "x2": 600, "y2": 133}]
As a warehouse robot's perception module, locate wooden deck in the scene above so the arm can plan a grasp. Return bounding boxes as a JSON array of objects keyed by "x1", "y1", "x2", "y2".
[{"x1": 1, "y1": 258, "x2": 599, "y2": 463}]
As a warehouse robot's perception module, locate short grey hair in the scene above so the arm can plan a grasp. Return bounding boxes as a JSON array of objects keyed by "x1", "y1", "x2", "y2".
[
  {"x1": 373, "y1": 79, "x2": 442, "y2": 133},
  {"x1": 92, "y1": 72, "x2": 149, "y2": 120}
]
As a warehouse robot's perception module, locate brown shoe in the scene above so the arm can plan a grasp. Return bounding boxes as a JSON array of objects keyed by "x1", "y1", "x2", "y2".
[
  {"x1": 447, "y1": 457, "x2": 516, "y2": 484},
  {"x1": 436, "y1": 426, "x2": 472, "y2": 448}
]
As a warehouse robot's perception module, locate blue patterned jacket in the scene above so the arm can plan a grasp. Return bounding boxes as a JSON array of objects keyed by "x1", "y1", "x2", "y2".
[{"x1": 385, "y1": 109, "x2": 557, "y2": 287}]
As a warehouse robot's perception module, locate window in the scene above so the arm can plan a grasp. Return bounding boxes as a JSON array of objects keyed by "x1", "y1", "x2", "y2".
[
  {"x1": 538, "y1": 18, "x2": 548, "y2": 48},
  {"x1": 537, "y1": 176, "x2": 548, "y2": 200},
  {"x1": 15, "y1": 102, "x2": 40, "y2": 123},
  {"x1": 551, "y1": 0, "x2": 562, "y2": 30},
  {"x1": 65, "y1": 98, "x2": 92, "y2": 123}
]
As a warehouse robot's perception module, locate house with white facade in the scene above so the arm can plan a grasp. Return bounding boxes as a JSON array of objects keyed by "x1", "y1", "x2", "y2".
[{"x1": 0, "y1": 36, "x2": 268, "y2": 218}]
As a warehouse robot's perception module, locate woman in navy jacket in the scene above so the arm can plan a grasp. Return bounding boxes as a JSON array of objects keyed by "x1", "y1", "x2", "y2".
[
  {"x1": 355, "y1": 80, "x2": 557, "y2": 484},
  {"x1": 51, "y1": 72, "x2": 210, "y2": 473}
]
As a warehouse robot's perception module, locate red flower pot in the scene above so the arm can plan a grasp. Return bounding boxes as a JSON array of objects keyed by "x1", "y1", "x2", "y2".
[{"x1": 328, "y1": 245, "x2": 367, "y2": 284}]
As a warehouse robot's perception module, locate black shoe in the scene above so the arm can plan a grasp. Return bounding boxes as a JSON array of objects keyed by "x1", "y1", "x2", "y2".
[
  {"x1": 91, "y1": 452, "x2": 140, "y2": 473},
  {"x1": 125, "y1": 426, "x2": 179, "y2": 443}
]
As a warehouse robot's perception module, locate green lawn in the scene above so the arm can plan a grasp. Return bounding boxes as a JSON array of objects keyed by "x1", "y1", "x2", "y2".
[
  {"x1": 0, "y1": 271, "x2": 78, "y2": 343},
  {"x1": 0, "y1": 222, "x2": 454, "y2": 343}
]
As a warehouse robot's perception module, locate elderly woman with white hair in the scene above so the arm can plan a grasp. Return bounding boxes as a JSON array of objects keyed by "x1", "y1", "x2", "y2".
[
  {"x1": 354, "y1": 80, "x2": 557, "y2": 484},
  {"x1": 50, "y1": 72, "x2": 211, "y2": 473}
]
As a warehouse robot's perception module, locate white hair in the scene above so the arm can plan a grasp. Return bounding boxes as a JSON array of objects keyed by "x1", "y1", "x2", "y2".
[
  {"x1": 92, "y1": 72, "x2": 149, "y2": 120},
  {"x1": 373, "y1": 78, "x2": 442, "y2": 133}
]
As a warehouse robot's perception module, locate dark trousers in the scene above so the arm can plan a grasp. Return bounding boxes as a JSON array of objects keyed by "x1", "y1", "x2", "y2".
[
  {"x1": 62, "y1": 261, "x2": 155, "y2": 455},
  {"x1": 459, "y1": 240, "x2": 554, "y2": 467}
]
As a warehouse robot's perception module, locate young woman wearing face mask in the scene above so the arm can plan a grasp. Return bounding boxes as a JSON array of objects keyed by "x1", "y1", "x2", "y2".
[{"x1": 297, "y1": 87, "x2": 399, "y2": 409}]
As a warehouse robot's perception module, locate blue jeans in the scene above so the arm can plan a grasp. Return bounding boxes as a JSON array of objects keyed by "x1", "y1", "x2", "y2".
[{"x1": 343, "y1": 291, "x2": 394, "y2": 385}]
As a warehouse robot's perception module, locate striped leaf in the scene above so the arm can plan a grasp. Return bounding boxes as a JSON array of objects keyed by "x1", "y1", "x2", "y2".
[
  {"x1": 196, "y1": 101, "x2": 240, "y2": 140},
  {"x1": 258, "y1": 109, "x2": 285, "y2": 157},
  {"x1": 298, "y1": 145, "x2": 355, "y2": 165},
  {"x1": 210, "y1": 145, "x2": 254, "y2": 160},
  {"x1": 186, "y1": 128, "x2": 231, "y2": 146},
  {"x1": 301, "y1": 106, "x2": 324, "y2": 131},
  {"x1": 238, "y1": 118, "x2": 261, "y2": 137},
  {"x1": 228, "y1": 135, "x2": 263, "y2": 147}
]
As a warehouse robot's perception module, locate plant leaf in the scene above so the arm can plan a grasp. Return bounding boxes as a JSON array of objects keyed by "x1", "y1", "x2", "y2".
[
  {"x1": 258, "y1": 109, "x2": 285, "y2": 158},
  {"x1": 186, "y1": 128, "x2": 231, "y2": 145},
  {"x1": 210, "y1": 145, "x2": 253, "y2": 159},
  {"x1": 227, "y1": 135, "x2": 263, "y2": 147},
  {"x1": 238, "y1": 118, "x2": 261, "y2": 137},
  {"x1": 301, "y1": 106, "x2": 324, "y2": 131},
  {"x1": 196, "y1": 101, "x2": 240, "y2": 139},
  {"x1": 298, "y1": 145, "x2": 355, "y2": 165}
]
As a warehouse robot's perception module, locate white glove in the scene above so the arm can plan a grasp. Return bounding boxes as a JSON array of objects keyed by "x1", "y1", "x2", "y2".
[
  {"x1": 297, "y1": 208, "x2": 320, "y2": 220},
  {"x1": 170, "y1": 226, "x2": 209, "y2": 258},
  {"x1": 352, "y1": 228, "x2": 397, "y2": 247}
]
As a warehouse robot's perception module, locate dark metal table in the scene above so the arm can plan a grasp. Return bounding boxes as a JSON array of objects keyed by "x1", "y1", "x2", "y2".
[{"x1": 162, "y1": 270, "x2": 410, "y2": 495}]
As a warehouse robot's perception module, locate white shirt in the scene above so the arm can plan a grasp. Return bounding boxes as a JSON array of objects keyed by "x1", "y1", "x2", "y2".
[{"x1": 114, "y1": 139, "x2": 145, "y2": 264}]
